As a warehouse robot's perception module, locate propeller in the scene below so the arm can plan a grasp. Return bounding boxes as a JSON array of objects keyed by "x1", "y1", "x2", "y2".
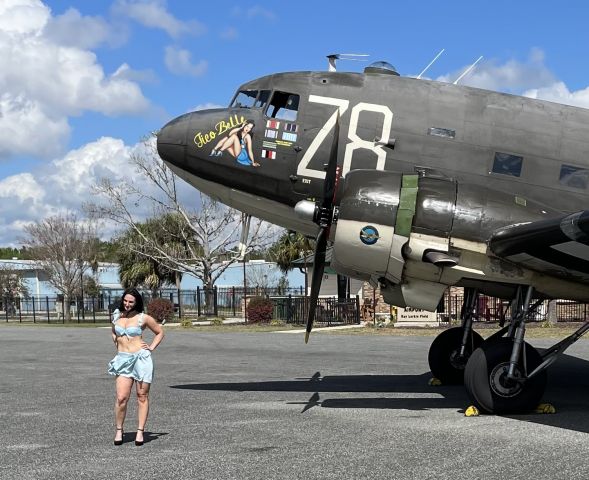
[{"x1": 305, "y1": 114, "x2": 341, "y2": 343}]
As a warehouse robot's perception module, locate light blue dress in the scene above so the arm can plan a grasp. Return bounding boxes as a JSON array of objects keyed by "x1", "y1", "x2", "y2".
[
  {"x1": 236, "y1": 138, "x2": 252, "y2": 165},
  {"x1": 107, "y1": 310, "x2": 153, "y2": 383}
]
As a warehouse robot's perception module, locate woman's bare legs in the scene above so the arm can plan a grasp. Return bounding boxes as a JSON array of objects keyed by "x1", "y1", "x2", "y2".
[
  {"x1": 114, "y1": 376, "x2": 134, "y2": 441},
  {"x1": 136, "y1": 381, "x2": 151, "y2": 443},
  {"x1": 219, "y1": 134, "x2": 240, "y2": 157},
  {"x1": 210, "y1": 137, "x2": 229, "y2": 155}
]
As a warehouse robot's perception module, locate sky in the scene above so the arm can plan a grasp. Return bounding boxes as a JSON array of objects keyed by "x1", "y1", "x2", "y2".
[{"x1": 2, "y1": 0, "x2": 589, "y2": 246}]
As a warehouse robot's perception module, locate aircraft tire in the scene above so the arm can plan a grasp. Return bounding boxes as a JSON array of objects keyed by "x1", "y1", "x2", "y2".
[
  {"x1": 464, "y1": 338, "x2": 547, "y2": 414},
  {"x1": 428, "y1": 327, "x2": 483, "y2": 385}
]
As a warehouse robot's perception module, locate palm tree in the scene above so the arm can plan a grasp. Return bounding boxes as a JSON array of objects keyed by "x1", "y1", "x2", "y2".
[
  {"x1": 116, "y1": 216, "x2": 186, "y2": 300},
  {"x1": 268, "y1": 231, "x2": 314, "y2": 274}
]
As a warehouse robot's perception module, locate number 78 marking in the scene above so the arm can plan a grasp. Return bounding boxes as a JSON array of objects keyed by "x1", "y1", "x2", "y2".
[{"x1": 296, "y1": 94, "x2": 393, "y2": 179}]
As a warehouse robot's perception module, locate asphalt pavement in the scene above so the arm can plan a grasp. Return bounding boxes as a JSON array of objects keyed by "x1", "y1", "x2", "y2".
[{"x1": 2, "y1": 325, "x2": 589, "y2": 480}]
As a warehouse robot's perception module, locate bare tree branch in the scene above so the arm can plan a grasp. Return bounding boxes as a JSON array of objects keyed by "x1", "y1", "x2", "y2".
[
  {"x1": 86, "y1": 136, "x2": 277, "y2": 289},
  {"x1": 22, "y1": 213, "x2": 97, "y2": 321}
]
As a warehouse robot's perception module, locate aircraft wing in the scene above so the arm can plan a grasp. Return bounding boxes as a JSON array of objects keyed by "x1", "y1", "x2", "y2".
[{"x1": 489, "y1": 211, "x2": 589, "y2": 282}]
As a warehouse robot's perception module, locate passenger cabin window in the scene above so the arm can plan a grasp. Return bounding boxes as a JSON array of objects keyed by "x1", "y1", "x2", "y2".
[
  {"x1": 492, "y1": 152, "x2": 523, "y2": 177},
  {"x1": 560, "y1": 164, "x2": 589, "y2": 189},
  {"x1": 231, "y1": 90, "x2": 258, "y2": 108},
  {"x1": 266, "y1": 91, "x2": 300, "y2": 121},
  {"x1": 428, "y1": 127, "x2": 455, "y2": 139}
]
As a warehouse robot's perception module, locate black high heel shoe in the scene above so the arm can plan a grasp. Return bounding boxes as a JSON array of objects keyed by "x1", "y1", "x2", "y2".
[
  {"x1": 114, "y1": 427, "x2": 123, "y2": 446},
  {"x1": 135, "y1": 428, "x2": 144, "y2": 446}
]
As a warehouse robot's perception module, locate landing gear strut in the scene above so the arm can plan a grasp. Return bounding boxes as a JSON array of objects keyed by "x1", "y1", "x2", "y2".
[
  {"x1": 428, "y1": 288, "x2": 483, "y2": 384},
  {"x1": 464, "y1": 286, "x2": 547, "y2": 414}
]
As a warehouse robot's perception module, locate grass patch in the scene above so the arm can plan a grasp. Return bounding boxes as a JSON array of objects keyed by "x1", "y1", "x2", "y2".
[
  {"x1": 2, "y1": 320, "x2": 587, "y2": 339},
  {"x1": 318, "y1": 323, "x2": 587, "y2": 339}
]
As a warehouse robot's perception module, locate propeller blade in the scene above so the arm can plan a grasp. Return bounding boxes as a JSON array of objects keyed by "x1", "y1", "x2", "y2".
[
  {"x1": 320, "y1": 113, "x2": 341, "y2": 215},
  {"x1": 305, "y1": 113, "x2": 340, "y2": 343},
  {"x1": 305, "y1": 227, "x2": 328, "y2": 343}
]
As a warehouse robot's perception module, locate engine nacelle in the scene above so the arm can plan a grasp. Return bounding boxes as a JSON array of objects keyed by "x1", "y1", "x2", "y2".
[
  {"x1": 330, "y1": 170, "x2": 406, "y2": 283},
  {"x1": 331, "y1": 169, "x2": 553, "y2": 310}
]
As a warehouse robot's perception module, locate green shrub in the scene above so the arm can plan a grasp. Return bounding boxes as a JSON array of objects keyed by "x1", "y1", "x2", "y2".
[
  {"x1": 147, "y1": 298, "x2": 175, "y2": 323},
  {"x1": 210, "y1": 317, "x2": 223, "y2": 326},
  {"x1": 247, "y1": 296, "x2": 274, "y2": 324}
]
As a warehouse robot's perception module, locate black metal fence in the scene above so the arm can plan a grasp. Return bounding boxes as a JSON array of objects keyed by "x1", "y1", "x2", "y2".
[
  {"x1": 272, "y1": 296, "x2": 360, "y2": 325},
  {"x1": 0, "y1": 287, "x2": 311, "y2": 324},
  {"x1": 436, "y1": 296, "x2": 588, "y2": 324},
  {"x1": 3, "y1": 290, "x2": 589, "y2": 325}
]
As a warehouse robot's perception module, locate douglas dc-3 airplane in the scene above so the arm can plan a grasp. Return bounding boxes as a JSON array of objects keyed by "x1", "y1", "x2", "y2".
[{"x1": 157, "y1": 58, "x2": 589, "y2": 415}]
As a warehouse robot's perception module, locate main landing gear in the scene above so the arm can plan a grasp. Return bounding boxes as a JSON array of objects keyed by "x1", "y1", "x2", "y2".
[
  {"x1": 464, "y1": 286, "x2": 547, "y2": 414},
  {"x1": 430, "y1": 285, "x2": 589, "y2": 414},
  {"x1": 428, "y1": 288, "x2": 483, "y2": 385}
]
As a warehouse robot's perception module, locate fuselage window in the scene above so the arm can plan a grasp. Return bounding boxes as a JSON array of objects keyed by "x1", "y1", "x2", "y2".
[
  {"x1": 254, "y1": 90, "x2": 271, "y2": 108},
  {"x1": 560, "y1": 164, "x2": 589, "y2": 189},
  {"x1": 266, "y1": 91, "x2": 300, "y2": 121},
  {"x1": 231, "y1": 90, "x2": 258, "y2": 108},
  {"x1": 428, "y1": 127, "x2": 456, "y2": 139},
  {"x1": 492, "y1": 152, "x2": 523, "y2": 177}
]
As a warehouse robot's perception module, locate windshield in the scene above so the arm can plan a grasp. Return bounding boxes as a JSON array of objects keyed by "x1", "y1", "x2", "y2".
[{"x1": 230, "y1": 89, "x2": 271, "y2": 109}]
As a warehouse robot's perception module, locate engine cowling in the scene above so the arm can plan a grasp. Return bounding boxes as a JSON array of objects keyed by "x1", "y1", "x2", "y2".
[{"x1": 330, "y1": 169, "x2": 554, "y2": 310}]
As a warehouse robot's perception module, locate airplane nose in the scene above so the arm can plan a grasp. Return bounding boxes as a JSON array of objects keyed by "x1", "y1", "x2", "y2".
[{"x1": 157, "y1": 112, "x2": 191, "y2": 167}]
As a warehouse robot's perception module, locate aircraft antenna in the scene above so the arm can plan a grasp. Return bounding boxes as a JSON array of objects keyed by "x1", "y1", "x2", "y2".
[
  {"x1": 453, "y1": 55, "x2": 483, "y2": 84},
  {"x1": 416, "y1": 48, "x2": 445, "y2": 79},
  {"x1": 326, "y1": 53, "x2": 369, "y2": 72}
]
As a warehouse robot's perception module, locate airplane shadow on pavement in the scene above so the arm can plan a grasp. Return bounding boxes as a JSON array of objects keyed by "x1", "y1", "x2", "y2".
[{"x1": 170, "y1": 352, "x2": 589, "y2": 433}]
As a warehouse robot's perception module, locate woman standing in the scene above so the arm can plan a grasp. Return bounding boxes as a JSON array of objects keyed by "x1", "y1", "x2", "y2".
[{"x1": 108, "y1": 288, "x2": 164, "y2": 446}]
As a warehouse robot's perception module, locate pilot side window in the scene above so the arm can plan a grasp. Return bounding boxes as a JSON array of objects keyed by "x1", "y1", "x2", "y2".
[
  {"x1": 266, "y1": 91, "x2": 300, "y2": 121},
  {"x1": 231, "y1": 90, "x2": 258, "y2": 108},
  {"x1": 254, "y1": 90, "x2": 271, "y2": 108},
  {"x1": 492, "y1": 152, "x2": 523, "y2": 177},
  {"x1": 560, "y1": 164, "x2": 589, "y2": 189}
]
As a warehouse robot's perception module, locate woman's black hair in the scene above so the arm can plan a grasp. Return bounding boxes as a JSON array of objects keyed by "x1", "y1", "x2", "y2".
[
  {"x1": 241, "y1": 120, "x2": 255, "y2": 140},
  {"x1": 118, "y1": 287, "x2": 144, "y2": 314}
]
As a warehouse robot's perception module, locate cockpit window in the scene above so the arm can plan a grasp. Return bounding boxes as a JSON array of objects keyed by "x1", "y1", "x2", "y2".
[
  {"x1": 266, "y1": 91, "x2": 300, "y2": 121},
  {"x1": 231, "y1": 90, "x2": 258, "y2": 108},
  {"x1": 254, "y1": 90, "x2": 271, "y2": 108}
]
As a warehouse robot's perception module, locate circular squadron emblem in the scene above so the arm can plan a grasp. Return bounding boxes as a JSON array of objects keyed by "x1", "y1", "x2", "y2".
[{"x1": 360, "y1": 225, "x2": 379, "y2": 245}]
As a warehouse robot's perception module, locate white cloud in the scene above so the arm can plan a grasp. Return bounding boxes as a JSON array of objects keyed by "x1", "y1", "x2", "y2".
[
  {"x1": 48, "y1": 137, "x2": 132, "y2": 204},
  {"x1": 0, "y1": 136, "x2": 202, "y2": 245},
  {"x1": 44, "y1": 7, "x2": 128, "y2": 49},
  {"x1": 164, "y1": 46, "x2": 208, "y2": 77},
  {"x1": 434, "y1": 48, "x2": 589, "y2": 109},
  {"x1": 0, "y1": 137, "x2": 131, "y2": 244},
  {"x1": 112, "y1": 63, "x2": 159, "y2": 85},
  {"x1": 113, "y1": 0, "x2": 205, "y2": 38},
  {"x1": 436, "y1": 49, "x2": 556, "y2": 93},
  {"x1": 523, "y1": 82, "x2": 589, "y2": 109},
  {"x1": 0, "y1": 93, "x2": 70, "y2": 158},
  {"x1": 0, "y1": 173, "x2": 45, "y2": 203},
  {"x1": 0, "y1": 0, "x2": 150, "y2": 159},
  {"x1": 0, "y1": 0, "x2": 48, "y2": 34}
]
